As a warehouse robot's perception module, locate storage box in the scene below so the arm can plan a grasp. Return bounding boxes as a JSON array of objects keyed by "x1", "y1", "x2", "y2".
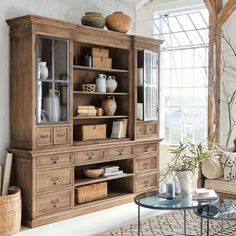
[
  {"x1": 92, "y1": 56, "x2": 112, "y2": 69},
  {"x1": 75, "y1": 182, "x2": 108, "y2": 204},
  {"x1": 92, "y1": 48, "x2": 109, "y2": 58},
  {"x1": 78, "y1": 124, "x2": 106, "y2": 141}
]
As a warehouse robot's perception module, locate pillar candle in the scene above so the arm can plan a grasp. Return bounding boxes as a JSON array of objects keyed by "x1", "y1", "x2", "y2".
[{"x1": 166, "y1": 182, "x2": 175, "y2": 199}]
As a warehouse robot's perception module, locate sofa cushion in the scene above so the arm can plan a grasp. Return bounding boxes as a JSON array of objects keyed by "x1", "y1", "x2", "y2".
[
  {"x1": 202, "y1": 154, "x2": 223, "y2": 179},
  {"x1": 205, "y1": 177, "x2": 236, "y2": 195},
  {"x1": 221, "y1": 152, "x2": 236, "y2": 181}
]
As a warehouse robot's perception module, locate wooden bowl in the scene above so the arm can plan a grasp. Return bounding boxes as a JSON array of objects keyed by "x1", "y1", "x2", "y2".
[{"x1": 83, "y1": 167, "x2": 103, "y2": 178}]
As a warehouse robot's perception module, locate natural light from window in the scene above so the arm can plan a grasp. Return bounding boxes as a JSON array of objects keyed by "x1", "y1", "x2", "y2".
[{"x1": 153, "y1": 7, "x2": 209, "y2": 144}]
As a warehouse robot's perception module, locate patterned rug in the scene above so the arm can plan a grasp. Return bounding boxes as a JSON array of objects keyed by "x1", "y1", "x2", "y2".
[{"x1": 96, "y1": 210, "x2": 236, "y2": 236}]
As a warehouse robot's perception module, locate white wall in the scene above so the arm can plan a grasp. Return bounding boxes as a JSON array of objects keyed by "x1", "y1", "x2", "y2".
[{"x1": 0, "y1": 0, "x2": 135, "y2": 166}]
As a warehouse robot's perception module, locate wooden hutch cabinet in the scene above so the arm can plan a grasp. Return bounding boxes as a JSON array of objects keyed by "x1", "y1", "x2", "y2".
[{"x1": 7, "y1": 15, "x2": 162, "y2": 227}]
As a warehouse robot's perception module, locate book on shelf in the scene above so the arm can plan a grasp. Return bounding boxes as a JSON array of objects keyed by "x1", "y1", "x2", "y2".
[
  {"x1": 192, "y1": 188, "x2": 218, "y2": 200},
  {"x1": 77, "y1": 105, "x2": 96, "y2": 110},
  {"x1": 117, "y1": 118, "x2": 128, "y2": 138},
  {"x1": 111, "y1": 121, "x2": 123, "y2": 138},
  {"x1": 102, "y1": 165, "x2": 120, "y2": 173},
  {"x1": 102, "y1": 170, "x2": 124, "y2": 177}
]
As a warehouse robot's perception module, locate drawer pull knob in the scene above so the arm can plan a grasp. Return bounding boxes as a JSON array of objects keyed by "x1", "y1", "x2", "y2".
[
  {"x1": 51, "y1": 199, "x2": 59, "y2": 207},
  {"x1": 144, "y1": 146, "x2": 148, "y2": 152},
  {"x1": 57, "y1": 133, "x2": 65, "y2": 137},
  {"x1": 143, "y1": 162, "x2": 149, "y2": 169},
  {"x1": 87, "y1": 153, "x2": 94, "y2": 160},
  {"x1": 143, "y1": 180, "x2": 149, "y2": 187},
  {"x1": 51, "y1": 177, "x2": 59, "y2": 185},
  {"x1": 51, "y1": 156, "x2": 59, "y2": 164},
  {"x1": 118, "y1": 149, "x2": 124, "y2": 155},
  {"x1": 40, "y1": 134, "x2": 49, "y2": 139}
]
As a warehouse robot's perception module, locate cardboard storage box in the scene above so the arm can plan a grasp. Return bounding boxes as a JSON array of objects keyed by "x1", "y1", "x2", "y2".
[
  {"x1": 92, "y1": 48, "x2": 109, "y2": 58},
  {"x1": 92, "y1": 56, "x2": 112, "y2": 69},
  {"x1": 78, "y1": 124, "x2": 106, "y2": 141}
]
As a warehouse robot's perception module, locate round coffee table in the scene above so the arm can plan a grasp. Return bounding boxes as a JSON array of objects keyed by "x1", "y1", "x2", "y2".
[
  {"x1": 134, "y1": 190, "x2": 219, "y2": 236},
  {"x1": 194, "y1": 199, "x2": 236, "y2": 236}
]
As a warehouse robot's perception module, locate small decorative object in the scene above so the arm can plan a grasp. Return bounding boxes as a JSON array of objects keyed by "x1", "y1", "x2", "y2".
[
  {"x1": 92, "y1": 47, "x2": 109, "y2": 58},
  {"x1": 96, "y1": 74, "x2": 107, "y2": 92},
  {"x1": 82, "y1": 84, "x2": 96, "y2": 92},
  {"x1": 43, "y1": 89, "x2": 61, "y2": 122},
  {"x1": 83, "y1": 167, "x2": 103, "y2": 178},
  {"x1": 78, "y1": 124, "x2": 106, "y2": 140},
  {"x1": 137, "y1": 68, "x2": 143, "y2": 86},
  {"x1": 81, "y1": 12, "x2": 105, "y2": 29},
  {"x1": 159, "y1": 142, "x2": 217, "y2": 193},
  {"x1": 96, "y1": 107, "x2": 103, "y2": 116},
  {"x1": 38, "y1": 61, "x2": 49, "y2": 79},
  {"x1": 102, "y1": 96, "x2": 117, "y2": 116},
  {"x1": 83, "y1": 53, "x2": 92, "y2": 67},
  {"x1": 106, "y1": 76, "x2": 117, "y2": 93},
  {"x1": 166, "y1": 182, "x2": 175, "y2": 199},
  {"x1": 106, "y1": 11, "x2": 132, "y2": 33},
  {"x1": 93, "y1": 56, "x2": 112, "y2": 69},
  {"x1": 137, "y1": 103, "x2": 143, "y2": 120}
]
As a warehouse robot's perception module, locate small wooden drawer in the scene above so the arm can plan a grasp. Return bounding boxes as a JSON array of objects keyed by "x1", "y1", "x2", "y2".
[
  {"x1": 36, "y1": 153, "x2": 73, "y2": 169},
  {"x1": 36, "y1": 127, "x2": 53, "y2": 147},
  {"x1": 134, "y1": 143, "x2": 157, "y2": 154},
  {"x1": 148, "y1": 123, "x2": 158, "y2": 136},
  {"x1": 54, "y1": 126, "x2": 70, "y2": 145},
  {"x1": 136, "y1": 156, "x2": 157, "y2": 174},
  {"x1": 36, "y1": 189, "x2": 73, "y2": 216},
  {"x1": 137, "y1": 123, "x2": 148, "y2": 138},
  {"x1": 136, "y1": 173, "x2": 157, "y2": 192},
  {"x1": 36, "y1": 167, "x2": 73, "y2": 192},
  {"x1": 106, "y1": 146, "x2": 132, "y2": 159},
  {"x1": 75, "y1": 150, "x2": 104, "y2": 164}
]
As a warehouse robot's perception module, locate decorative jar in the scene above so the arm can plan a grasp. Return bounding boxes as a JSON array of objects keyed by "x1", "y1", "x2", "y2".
[
  {"x1": 38, "y1": 61, "x2": 49, "y2": 79},
  {"x1": 81, "y1": 12, "x2": 105, "y2": 29},
  {"x1": 106, "y1": 76, "x2": 117, "y2": 93},
  {"x1": 102, "y1": 96, "x2": 117, "y2": 116},
  {"x1": 106, "y1": 11, "x2": 132, "y2": 33}
]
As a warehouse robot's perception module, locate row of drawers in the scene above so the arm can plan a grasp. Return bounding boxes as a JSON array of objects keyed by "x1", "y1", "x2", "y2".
[
  {"x1": 35, "y1": 172, "x2": 158, "y2": 217},
  {"x1": 35, "y1": 143, "x2": 158, "y2": 169},
  {"x1": 35, "y1": 154, "x2": 158, "y2": 193}
]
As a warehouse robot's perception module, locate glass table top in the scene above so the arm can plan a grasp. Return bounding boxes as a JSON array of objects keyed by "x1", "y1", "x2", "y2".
[
  {"x1": 134, "y1": 190, "x2": 219, "y2": 210},
  {"x1": 194, "y1": 199, "x2": 236, "y2": 220}
]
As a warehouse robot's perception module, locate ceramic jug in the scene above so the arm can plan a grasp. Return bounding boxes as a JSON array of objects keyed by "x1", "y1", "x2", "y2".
[
  {"x1": 38, "y1": 61, "x2": 49, "y2": 79},
  {"x1": 43, "y1": 89, "x2": 61, "y2": 122},
  {"x1": 102, "y1": 96, "x2": 117, "y2": 116},
  {"x1": 106, "y1": 76, "x2": 117, "y2": 93},
  {"x1": 96, "y1": 74, "x2": 106, "y2": 92}
]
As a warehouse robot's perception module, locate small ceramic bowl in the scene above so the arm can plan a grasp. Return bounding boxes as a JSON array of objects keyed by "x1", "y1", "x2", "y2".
[{"x1": 83, "y1": 167, "x2": 103, "y2": 178}]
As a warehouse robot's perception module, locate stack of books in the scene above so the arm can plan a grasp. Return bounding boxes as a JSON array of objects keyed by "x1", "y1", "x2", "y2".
[
  {"x1": 192, "y1": 188, "x2": 218, "y2": 200},
  {"x1": 111, "y1": 119, "x2": 128, "y2": 138},
  {"x1": 77, "y1": 105, "x2": 97, "y2": 117},
  {"x1": 101, "y1": 165, "x2": 124, "y2": 177}
]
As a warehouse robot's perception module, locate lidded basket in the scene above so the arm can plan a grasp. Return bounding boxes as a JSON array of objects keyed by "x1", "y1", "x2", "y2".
[
  {"x1": 81, "y1": 12, "x2": 105, "y2": 29},
  {"x1": 106, "y1": 11, "x2": 132, "y2": 33}
]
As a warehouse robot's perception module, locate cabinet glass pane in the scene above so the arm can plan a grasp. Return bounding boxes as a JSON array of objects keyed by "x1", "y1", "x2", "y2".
[{"x1": 36, "y1": 36, "x2": 70, "y2": 124}]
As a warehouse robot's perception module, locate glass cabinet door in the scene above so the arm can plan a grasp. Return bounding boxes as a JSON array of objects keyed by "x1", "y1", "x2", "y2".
[
  {"x1": 137, "y1": 50, "x2": 159, "y2": 121},
  {"x1": 36, "y1": 36, "x2": 70, "y2": 124}
]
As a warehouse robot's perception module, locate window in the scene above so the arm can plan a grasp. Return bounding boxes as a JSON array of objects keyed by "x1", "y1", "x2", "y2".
[{"x1": 153, "y1": 8, "x2": 209, "y2": 144}]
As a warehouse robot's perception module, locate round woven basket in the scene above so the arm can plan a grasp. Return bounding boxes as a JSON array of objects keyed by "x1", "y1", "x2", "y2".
[
  {"x1": 82, "y1": 84, "x2": 96, "y2": 92},
  {"x1": 0, "y1": 186, "x2": 22, "y2": 236}
]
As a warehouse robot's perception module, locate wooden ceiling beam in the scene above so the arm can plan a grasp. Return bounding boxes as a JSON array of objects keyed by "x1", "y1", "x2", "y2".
[{"x1": 218, "y1": 0, "x2": 236, "y2": 26}]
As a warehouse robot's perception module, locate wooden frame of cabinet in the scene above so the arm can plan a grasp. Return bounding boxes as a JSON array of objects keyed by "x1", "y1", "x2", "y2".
[{"x1": 7, "y1": 15, "x2": 162, "y2": 227}]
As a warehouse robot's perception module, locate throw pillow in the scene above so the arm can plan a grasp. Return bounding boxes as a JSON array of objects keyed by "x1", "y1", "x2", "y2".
[
  {"x1": 221, "y1": 152, "x2": 236, "y2": 181},
  {"x1": 202, "y1": 152, "x2": 223, "y2": 179}
]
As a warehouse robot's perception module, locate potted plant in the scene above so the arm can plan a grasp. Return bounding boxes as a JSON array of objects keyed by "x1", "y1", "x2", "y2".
[{"x1": 159, "y1": 142, "x2": 218, "y2": 193}]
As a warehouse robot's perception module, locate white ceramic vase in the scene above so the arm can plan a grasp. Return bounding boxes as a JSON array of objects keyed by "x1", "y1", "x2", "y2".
[
  {"x1": 175, "y1": 171, "x2": 192, "y2": 193},
  {"x1": 106, "y1": 76, "x2": 117, "y2": 93},
  {"x1": 38, "y1": 61, "x2": 49, "y2": 79}
]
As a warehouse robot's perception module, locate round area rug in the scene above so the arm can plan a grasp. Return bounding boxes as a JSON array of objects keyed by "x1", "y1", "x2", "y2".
[{"x1": 95, "y1": 210, "x2": 236, "y2": 236}]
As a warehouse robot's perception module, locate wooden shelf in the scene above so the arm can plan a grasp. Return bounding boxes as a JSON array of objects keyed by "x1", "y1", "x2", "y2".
[
  {"x1": 73, "y1": 65, "x2": 128, "y2": 73},
  {"x1": 73, "y1": 91, "x2": 128, "y2": 96},
  {"x1": 74, "y1": 192, "x2": 134, "y2": 207},
  {"x1": 73, "y1": 137, "x2": 130, "y2": 146},
  {"x1": 73, "y1": 115, "x2": 128, "y2": 120},
  {"x1": 75, "y1": 173, "x2": 134, "y2": 187}
]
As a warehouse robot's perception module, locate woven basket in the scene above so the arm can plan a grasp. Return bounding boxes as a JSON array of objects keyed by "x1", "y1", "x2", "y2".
[
  {"x1": 0, "y1": 186, "x2": 22, "y2": 236},
  {"x1": 82, "y1": 84, "x2": 96, "y2": 92},
  {"x1": 75, "y1": 182, "x2": 107, "y2": 204}
]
